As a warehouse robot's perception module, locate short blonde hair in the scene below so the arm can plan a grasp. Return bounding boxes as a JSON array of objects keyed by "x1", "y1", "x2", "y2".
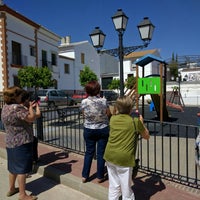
[{"x1": 114, "y1": 96, "x2": 133, "y2": 114}]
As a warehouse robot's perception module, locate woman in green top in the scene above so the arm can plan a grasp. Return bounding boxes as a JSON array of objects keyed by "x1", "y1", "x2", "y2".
[{"x1": 104, "y1": 96, "x2": 150, "y2": 200}]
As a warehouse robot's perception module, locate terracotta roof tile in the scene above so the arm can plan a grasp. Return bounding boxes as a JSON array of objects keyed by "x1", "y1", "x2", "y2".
[{"x1": 124, "y1": 49, "x2": 158, "y2": 59}]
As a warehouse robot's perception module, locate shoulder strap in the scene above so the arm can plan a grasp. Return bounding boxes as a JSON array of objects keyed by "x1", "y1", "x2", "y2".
[{"x1": 133, "y1": 118, "x2": 139, "y2": 134}]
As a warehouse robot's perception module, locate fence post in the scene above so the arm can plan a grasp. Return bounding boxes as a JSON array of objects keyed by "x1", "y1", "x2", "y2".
[{"x1": 36, "y1": 113, "x2": 43, "y2": 140}]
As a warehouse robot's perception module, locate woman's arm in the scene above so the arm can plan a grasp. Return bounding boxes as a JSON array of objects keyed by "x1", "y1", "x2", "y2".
[
  {"x1": 25, "y1": 101, "x2": 40, "y2": 123},
  {"x1": 141, "y1": 126, "x2": 150, "y2": 140},
  {"x1": 35, "y1": 103, "x2": 41, "y2": 118},
  {"x1": 106, "y1": 107, "x2": 112, "y2": 118},
  {"x1": 139, "y1": 114, "x2": 150, "y2": 140}
]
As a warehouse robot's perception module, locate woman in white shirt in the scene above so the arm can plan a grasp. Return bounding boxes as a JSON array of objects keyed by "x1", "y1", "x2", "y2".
[{"x1": 80, "y1": 80, "x2": 111, "y2": 183}]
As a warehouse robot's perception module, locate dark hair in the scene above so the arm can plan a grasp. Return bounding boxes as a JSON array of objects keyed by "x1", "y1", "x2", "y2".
[
  {"x1": 21, "y1": 90, "x2": 30, "y2": 103},
  {"x1": 3, "y1": 86, "x2": 23, "y2": 104},
  {"x1": 85, "y1": 81, "x2": 100, "y2": 96}
]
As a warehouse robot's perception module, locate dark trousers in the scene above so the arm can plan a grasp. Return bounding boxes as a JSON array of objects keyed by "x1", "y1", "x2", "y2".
[{"x1": 82, "y1": 126, "x2": 109, "y2": 179}]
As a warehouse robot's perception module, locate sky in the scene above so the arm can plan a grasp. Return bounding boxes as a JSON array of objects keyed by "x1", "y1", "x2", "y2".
[{"x1": 3, "y1": 0, "x2": 200, "y2": 60}]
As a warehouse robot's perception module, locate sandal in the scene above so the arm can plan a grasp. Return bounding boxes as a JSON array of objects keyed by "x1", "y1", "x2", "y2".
[
  {"x1": 82, "y1": 177, "x2": 87, "y2": 183},
  {"x1": 18, "y1": 195, "x2": 38, "y2": 200},
  {"x1": 6, "y1": 187, "x2": 19, "y2": 197},
  {"x1": 97, "y1": 177, "x2": 106, "y2": 183}
]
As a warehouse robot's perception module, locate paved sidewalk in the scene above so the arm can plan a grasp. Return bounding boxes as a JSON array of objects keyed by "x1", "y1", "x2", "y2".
[
  {"x1": 0, "y1": 132, "x2": 199, "y2": 200},
  {"x1": 0, "y1": 158, "x2": 97, "y2": 200}
]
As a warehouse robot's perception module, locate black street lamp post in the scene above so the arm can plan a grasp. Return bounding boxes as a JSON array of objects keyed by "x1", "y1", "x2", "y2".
[
  {"x1": 111, "y1": 9, "x2": 128, "y2": 96},
  {"x1": 89, "y1": 9, "x2": 155, "y2": 96}
]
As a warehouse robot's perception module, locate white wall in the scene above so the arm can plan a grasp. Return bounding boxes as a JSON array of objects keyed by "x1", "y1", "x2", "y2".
[
  {"x1": 58, "y1": 41, "x2": 101, "y2": 91},
  {"x1": 0, "y1": 11, "x2": 61, "y2": 90},
  {"x1": 37, "y1": 27, "x2": 61, "y2": 82},
  {"x1": 166, "y1": 82, "x2": 200, "y2": 106},
  {"x1": 58, "y1": 57, "x2": 75, "y2": 90},
  {"x1": 5, "y1": 14, "x2": 36, "y2": 87}
]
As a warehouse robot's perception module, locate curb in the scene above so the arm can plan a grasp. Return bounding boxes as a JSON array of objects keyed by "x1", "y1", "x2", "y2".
[{"x1": 0, "y1": 148, "x2": 108, "y2": 200}]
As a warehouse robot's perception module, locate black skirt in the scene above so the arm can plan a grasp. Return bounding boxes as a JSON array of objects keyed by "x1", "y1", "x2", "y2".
[{"x1": 6, "y1": 142, "x2": 33, "y2": 174}]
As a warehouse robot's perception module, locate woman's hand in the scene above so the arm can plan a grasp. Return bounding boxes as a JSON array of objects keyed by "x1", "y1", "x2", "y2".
[{"x1": 29, "y1": 101, "x2": 37, "y2": 108}]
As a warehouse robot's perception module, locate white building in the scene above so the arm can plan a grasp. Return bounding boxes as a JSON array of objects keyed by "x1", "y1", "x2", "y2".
[
  {"x1": 0, "y1": 3, "x2": 61, "y2": 91},
  {"x1": 123, "y1": 49, "x2": 161, "y2": 79},
  {"x1": 58, "y1": 36, "x2": 118, "y2": 91},
  {"x1": 0, "y1": 2, "x2": 165, "y2": 94}
]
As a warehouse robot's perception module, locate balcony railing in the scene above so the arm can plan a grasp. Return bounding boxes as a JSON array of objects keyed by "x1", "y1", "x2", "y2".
[
  {"x1": 39, "y1": 60, "x2": 58, "y2": 73},
  {"x1": 8, "y1": 52, "x2": 28, "y2": 67}
]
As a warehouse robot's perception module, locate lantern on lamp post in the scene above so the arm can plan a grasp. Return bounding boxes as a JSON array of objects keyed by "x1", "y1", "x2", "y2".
[{"x1": 90, "y1": 9, "x2": 155, "y2": 96}]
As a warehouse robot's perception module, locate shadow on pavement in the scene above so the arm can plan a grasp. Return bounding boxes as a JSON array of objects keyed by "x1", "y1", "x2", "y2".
[
  {"x1": 39, "y1": 150, "x2": 69, "y2": 165},
  {"x1": 26, "y1": 176, "x2": 58, "y2": 196},
  {"x1": 35, "y1": 150, "x2": 79, "y2": 183},
  {"x1": 133, "y1": 174, "x2": 166, "y2": 200}
]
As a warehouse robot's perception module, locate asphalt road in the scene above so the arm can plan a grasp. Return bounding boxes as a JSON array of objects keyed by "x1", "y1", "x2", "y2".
[{"x1": 140, "y1": 105, "x2": 200, "y2": 126}]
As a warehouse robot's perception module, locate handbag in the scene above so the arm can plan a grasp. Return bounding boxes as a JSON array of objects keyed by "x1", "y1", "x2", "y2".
[
  {"x1": 132, "y1": 158, "x2": 140, "y2": 179},
  {"x1": 195, "y1": 130, "x2": 200, "y2": 166}
]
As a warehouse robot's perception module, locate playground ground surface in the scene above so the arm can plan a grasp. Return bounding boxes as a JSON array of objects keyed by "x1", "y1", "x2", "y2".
[{"x1": 140, "y1": 104, "x2": 200, "y2": 126}]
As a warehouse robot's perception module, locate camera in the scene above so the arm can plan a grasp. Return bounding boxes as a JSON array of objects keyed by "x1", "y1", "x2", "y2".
[
  {"x1": 30, "y1": 94, "x2": 40, "y2": 103},
  {"x1": 131, "y1": 111, "x2": 140, "y2": 118}
]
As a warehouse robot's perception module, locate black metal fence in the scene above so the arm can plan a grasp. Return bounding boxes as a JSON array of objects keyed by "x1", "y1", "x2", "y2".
[
  {"x1": 0, "y1": 105, "x2": 199, "y2": 189},
  {"x1": 138, "y1": 120, "x2": 200, "y2": 189}
]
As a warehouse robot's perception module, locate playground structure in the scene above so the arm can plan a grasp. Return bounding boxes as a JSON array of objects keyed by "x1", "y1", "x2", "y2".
[
  {"x1": 166, "y1": 87, "x2": 185, "y2": 112},
  {"x1": 126, "y1": 54, "x2": 184, "y2": 122}
]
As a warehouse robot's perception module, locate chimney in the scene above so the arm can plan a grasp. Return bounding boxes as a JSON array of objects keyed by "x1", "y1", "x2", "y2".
[
  {"x1": 61, "y1": 37, "x2": 66, "y2": 44},
  {"x1": 65, "y1": 36, "x2": 71, "y2": 45}
]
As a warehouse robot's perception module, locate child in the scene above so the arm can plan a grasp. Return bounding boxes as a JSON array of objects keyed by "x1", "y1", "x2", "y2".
[{"x1": 104, "y1": 96, "x2": 150, "y2": 200}]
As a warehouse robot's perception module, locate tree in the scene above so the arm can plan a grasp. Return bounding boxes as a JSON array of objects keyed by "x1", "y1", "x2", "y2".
[
  {"x1": 18, "y1": 66, "x2": 53, "y2": 90},
  {"x1": 125, "y1": 76, "x2": 136, "y2": 89},
  {"x1": 108, "y1": 76, "x2": 136, "y2": 93},
  {"x1": 169, "y1": 52, "x2": 179, "y2": 79},
  {"x1": 79, "y1": 65, "x2": 98, "y2": 87},
  {"x1": 108, "y1": 78, "x2": 120, "y2": 91}
]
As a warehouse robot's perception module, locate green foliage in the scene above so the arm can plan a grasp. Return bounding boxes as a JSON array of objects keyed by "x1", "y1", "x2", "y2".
[
  {"x1": 125, "y1": 76, "x2": 136, "y2": 89},
  {"x1": 79, "y1": 65, "x2": 98, "y2": 87},
  {"x1": 108, "y1": 78, "x2": 120, "y2": 90},
  {"x1": 169, "y1": 52, "x2": 179, "y2": 78},
  {"x1": 18, "y1": 66, "x2": 53, "y2": 89}
]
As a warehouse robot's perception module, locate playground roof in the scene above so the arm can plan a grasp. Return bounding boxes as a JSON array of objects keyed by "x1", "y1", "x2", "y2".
[{"x1": 134, "y1": 54, "x2": 167, "y2": 67}]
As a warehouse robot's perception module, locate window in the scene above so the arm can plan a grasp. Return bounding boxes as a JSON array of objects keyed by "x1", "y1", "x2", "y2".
[
  {"x1": 51, "y1": 53, "x2": 57, "y2": 65},
  {"x1": 101, "y1": 77, "x2": 113, "y2": 89},
  {"x1": 42, "y1": 50, "x2": 47, "y2": 67},
  {"x1": 128, "y1": 74, "x2": 133, "y2": 78},
  {"x1": 13, "y1": 75, "x2": 20, "y2": 87},
  {"x1": 64, "y1": 64, "x2": 70, "y2": 74},
  {"x1": 30, "y1": 45, "x2": 36, "y2": 57},
  {"x1": 12, "y1": 41, "x2": 21, "y2": 65},
  {"x1": 49, "y1": 90, "x2": 58, "y2": 97},
  {"x1": 81, "y1": 53, "x2": 85, "y2": 64}
]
